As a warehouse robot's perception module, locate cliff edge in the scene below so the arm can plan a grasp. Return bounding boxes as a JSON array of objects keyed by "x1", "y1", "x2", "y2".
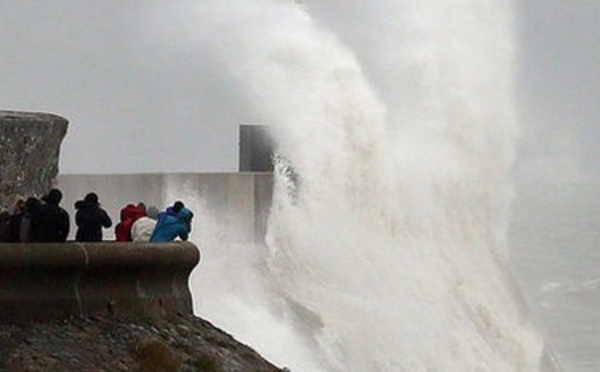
[
  {"x1": 0, "y1": 314, "x2": 287, "y2": 372},
  {"x1": 0, "y1": 242, "x2": 287, "y2": 371}
]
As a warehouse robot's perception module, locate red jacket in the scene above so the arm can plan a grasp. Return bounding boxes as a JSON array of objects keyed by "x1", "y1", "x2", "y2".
[{"x1": 115, "y1": 204, "x2": 146, "y2": 241}]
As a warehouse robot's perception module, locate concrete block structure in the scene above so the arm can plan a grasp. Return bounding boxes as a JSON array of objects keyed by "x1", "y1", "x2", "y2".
[{"x1": 238, "y1": 125, "x2": 274, "y2": 172}]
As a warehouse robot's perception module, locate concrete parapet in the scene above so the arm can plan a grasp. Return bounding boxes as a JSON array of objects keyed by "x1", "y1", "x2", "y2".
[{"x1": 0, "y1": 242, "x2": 199, "y2": 322}]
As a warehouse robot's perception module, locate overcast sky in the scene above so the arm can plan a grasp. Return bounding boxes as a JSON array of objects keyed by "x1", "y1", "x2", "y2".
[
  {"x1": 516, "y1": 0, "x2": 600, "y2": 182},
  {"x1": 0, "y1": 1, "x2": 598, "y2": 182}
]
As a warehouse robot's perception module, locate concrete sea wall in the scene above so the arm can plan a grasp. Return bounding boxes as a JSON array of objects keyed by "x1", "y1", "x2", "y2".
[
  {"x1": 3, "y1": 173, "x2": 272, "y2": 322},
  {"x1": 0, "y1": 114, "x2": 271, "y2": 332},
  {"x1": 0, "y1": 242, "x2": 199, "y2": 322}
]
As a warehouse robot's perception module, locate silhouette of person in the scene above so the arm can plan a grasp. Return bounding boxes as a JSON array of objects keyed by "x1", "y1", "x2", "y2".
[
  {"x1": 35, "y1": 188, "x2": 70, "y2": 242},
  {"x1": 74, "y1": 192, "x2": 112, "y2": 242}
]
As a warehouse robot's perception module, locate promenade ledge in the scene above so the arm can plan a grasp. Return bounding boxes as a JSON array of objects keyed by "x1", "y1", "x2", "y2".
[{"x1": 0, "y1": 242, "x2": 199, "y2": 322}]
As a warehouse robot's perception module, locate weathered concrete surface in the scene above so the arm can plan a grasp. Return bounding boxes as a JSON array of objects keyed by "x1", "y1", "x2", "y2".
[
  {"x1": 0, "y1": 242, "x2": 199, "y2": 322},
  {"x1": 57, "y1": 173, "x2": 273, "y2": 243},
  {"x1": 0, "y1": 111, "x2": 68, "y2": 210}
]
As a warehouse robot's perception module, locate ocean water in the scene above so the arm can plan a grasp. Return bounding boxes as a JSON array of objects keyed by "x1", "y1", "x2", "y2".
[
  {"x1": 186, "y1": 1, "x2": 557, "y2": 371},
  {"x1": 53, "y1": 175, "x2": 593, "y2": 371},
  {"x1": 187, "y1": 181, "x2": 596, "y2": 372},
  {"x1": 510, "y1": 183, "x2": 600, "y2": 372}
]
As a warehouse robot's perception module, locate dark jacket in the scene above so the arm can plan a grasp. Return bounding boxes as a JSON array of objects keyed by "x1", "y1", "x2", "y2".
[
  {"x1": 7, "y1": 199, "x2": 28, "y2": 243},
  {"x1": 74, "y1": 196, "x2": 112, "y2": 242},
  {"x1": 7, "y1": 212, "x2": 24, "y2": 243},
  {"x1": 9, "y1": 197, "x2": 42, "y2": 243},
  {"x1": 0, "y1": 211, "x2": 10, "y2": 242},
  {"x1": 35, "y1": 190, "x2": 70, "y2": 242}
]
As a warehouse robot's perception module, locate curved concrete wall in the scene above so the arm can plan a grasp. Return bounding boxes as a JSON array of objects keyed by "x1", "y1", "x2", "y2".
[{"x1": 0, "y1": 242, "x2": 199, "y2": 322}]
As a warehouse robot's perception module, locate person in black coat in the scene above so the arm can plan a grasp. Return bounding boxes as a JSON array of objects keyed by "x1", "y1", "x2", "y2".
[
  {"x1": 34, "y1": 188, "x2": 70, "y2": 242},
  {"x1": 8, "y1": 197, "x2": 41, "y2": 243},
  {"x1": 74, "y1": 192, "x2": 112, "y2": 242},
  {"x1": 7, "y1": 199, "x2": 26, "y2": 243},
  {"x1": 0, "y1": 210, "x2": 10, "y2": 242}
]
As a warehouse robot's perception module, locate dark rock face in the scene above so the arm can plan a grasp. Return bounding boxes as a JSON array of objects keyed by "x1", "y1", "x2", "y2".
[
  {"x1": 0, "y1": 111, "x2": 68, "y2": 211},
  {"x1": 0, "y1": 315, "x2": 287, "y2": 372}
]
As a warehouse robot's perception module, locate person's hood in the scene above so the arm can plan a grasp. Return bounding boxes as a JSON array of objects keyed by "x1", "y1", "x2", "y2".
[
  {"x1": 26, "y1": 197, "x2": 41, "y2": 212},
  {"x1": 75, "y1": 192, "x2": 101, "y2": 209},
  {"x1": 146, "y1": 206, "x2": 159, "y2": 220},
  {"x1": 176, "y1": 208, "x2": 193, "y2": 224},
  {"x1": 84, "y1": 192, "x2": 99, "y2": 205},
  {"x1": 120, "y1": 204, "x2": 145, "y2": 221},
  {"x1": 43, "y1": 189, "x2": 62, "y2": 205}
]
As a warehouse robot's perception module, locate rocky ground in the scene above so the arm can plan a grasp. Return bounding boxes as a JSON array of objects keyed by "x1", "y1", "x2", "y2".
[{"x1": 0, "y1": 314, "x2": 288, "y2": 372}]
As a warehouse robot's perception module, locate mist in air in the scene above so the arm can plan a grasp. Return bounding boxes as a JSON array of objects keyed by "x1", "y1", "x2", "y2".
[{"x1": 177, "y1": 1, "x2": 546, "y2": 371}]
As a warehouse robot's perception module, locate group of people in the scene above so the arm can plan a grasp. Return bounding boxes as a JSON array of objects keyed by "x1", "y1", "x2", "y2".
[
  {"x1": 113, "y1": 199, "x2": 194, "y2": 243},
  {"x1": 0, "y1": 189, "x2": 70, "y2": 243},
  {"x1": 0, "y1": 188, "x2": 194, "y2": 243}
]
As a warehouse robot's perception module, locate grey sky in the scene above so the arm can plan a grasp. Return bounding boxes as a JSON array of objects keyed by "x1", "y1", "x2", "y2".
[
  {"x1": 516, "y1": 0, "x2": 600, "y2": 182},
  {"x1": 0, "y1": 1, "x2": 251, "y2": 174},
  {"x1": 0, "y1": 1, "x2": 598, "y2": 181}
]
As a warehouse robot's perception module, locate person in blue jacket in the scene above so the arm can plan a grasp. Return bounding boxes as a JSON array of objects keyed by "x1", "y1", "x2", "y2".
[{"x1": 150, "y1": 201, "x2": 193, "y2": 242}]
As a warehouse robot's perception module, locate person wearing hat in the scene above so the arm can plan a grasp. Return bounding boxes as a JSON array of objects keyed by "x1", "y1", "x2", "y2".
[{"x1": 74, "y1": 192, "x2": 112, "y2": 242}]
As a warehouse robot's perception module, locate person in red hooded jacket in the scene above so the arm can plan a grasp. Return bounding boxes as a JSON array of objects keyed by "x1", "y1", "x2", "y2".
[{"x1": 114, "y1": 203, "x2": 146, "y2": 242}]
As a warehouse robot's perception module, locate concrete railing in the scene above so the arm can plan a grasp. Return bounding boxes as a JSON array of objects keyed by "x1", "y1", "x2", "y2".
[{"x1": 0, "y1": 242, "x2": 199, "y2": 322}]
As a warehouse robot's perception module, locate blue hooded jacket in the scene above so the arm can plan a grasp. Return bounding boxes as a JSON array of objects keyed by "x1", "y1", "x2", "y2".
[{"x1": 150, "y1": 207, "x2": 193, "y2": 242}]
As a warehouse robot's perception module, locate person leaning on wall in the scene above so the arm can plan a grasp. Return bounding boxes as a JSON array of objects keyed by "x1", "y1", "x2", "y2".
[
  {"x1": 131, "y1": 205, "x2": 159, "y2": 242},
  {"x1": 150, "y1": 201, "x2": 194, "y2": 242},
  {"x1": 114, "y1": 202, "x2": 146, "y2": 242}
]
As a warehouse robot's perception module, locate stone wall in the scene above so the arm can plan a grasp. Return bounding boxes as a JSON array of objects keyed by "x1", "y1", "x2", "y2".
[
  {"x1": 0, "y1": 111, "x2": 68, "y2": 210},
  {"x1": 0, "y1": 242, "x2": 199, "y2": 322}
]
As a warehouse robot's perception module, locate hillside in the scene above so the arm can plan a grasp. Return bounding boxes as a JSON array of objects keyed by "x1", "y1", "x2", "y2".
[{"x1": 0, "y1": 314, "x2": 288, "y2": 372}]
